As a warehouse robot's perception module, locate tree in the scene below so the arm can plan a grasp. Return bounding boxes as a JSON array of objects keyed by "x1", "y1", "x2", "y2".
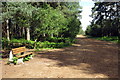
[
  {"x1": 2, "y1": 2, "x2": 14, "y2": 41},
  {"x1": 2, "y1": 2, "x2": 82, "y2": 42},
  {"x1": 86, "y1": 2, "x2": 120, "y2": 37},
  {"x1": 2, "y1": 2, "x2": 36, "y2": 40},
  {"x1": 14, "y1": 2, "x2": 35, "y2": 40}
]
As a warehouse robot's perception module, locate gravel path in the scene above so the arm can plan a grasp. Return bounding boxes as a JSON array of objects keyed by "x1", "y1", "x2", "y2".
[{"x1": 1, "y1": 35, "x2": 118, "y2": 78}]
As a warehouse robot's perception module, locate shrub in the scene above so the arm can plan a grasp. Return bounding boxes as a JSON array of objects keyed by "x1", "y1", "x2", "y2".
[
  {"x1": 89, "y1": 36, "x2": 119, "y2": 43},
  {"x1": 12, "y1": 57, "x2": 18, "y2": 64},
  {"x1": 45, "y1": 37, "x2": 73, "y2": 43},
  {"x1": 2, "y1": 38, "x2": 36, "y2": 49},
  {"x1": 2, "y1": 37, "x2": 74, "y2": 50}
]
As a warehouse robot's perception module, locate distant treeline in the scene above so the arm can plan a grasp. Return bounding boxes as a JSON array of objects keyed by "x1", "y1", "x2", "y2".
[{"x1": 86, "y1": 2, "x2": 120, "y2": 38}]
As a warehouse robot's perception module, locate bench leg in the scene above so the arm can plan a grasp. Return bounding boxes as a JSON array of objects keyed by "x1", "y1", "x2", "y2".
[
  {"x1": 17, "y1": 58, "x2": 24, "y2": 64},
  {"x1": 8, "y1": 51, "x2": 13, "y2": 62}
]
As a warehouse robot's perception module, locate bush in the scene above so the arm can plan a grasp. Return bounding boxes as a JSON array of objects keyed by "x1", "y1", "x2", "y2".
[
  {"x1": 89, "y1": 36, "x2": 119, "y2": 43},
  {"x1": 45, "y1": 37, "x2": 73, "y2": 43},
  {"x1": 12, "y1": 57, "x2": 18, "y2": 64},
  {"x1": 2, "y1": 38, "x2": 35, "y2": 50},
  {"x1": 34, "y1": 41, "x2": 72, "y2": 48},
  {"x1": 2, "y1": 38, "x2": 10, "y2": 50},
  {"x1": 2, "y1": 37, "x2": 73, "y2": 50}
]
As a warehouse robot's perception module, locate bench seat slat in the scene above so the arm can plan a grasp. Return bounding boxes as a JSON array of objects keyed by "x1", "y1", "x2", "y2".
[{"x1": 16, "y1": 52, "x2": 33, "y2": 58}]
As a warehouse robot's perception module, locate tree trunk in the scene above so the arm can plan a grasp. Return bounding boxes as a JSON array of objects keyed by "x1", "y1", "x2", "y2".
[
  {"x1": 23, "y1": 27, "x2": 25, "y2": 36},
  {"x1": 43, "y1": 33, "x2": 46, "y2": 37},
  {"x1": 51, "y1": 33, "x2": 53, "y2": 37},
  {"x1": 21, "y1": 27, "x2": 25, "y2": 38},
  {"x1": 26, "y1": 27, "x2": 30, "y2": 40},
  {"x1": 6, "y1": 19, "x2": 10, "y2": 41},
  {"x1": 19, "y1": 27, "x2": 22, "y2": 37}
]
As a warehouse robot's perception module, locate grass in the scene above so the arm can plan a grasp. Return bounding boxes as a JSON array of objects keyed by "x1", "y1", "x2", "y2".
[
  {"x1": 34, "y1": 47, "x2": 56, "y2": 52},
  {"x1": 88, "y1": 36, "x2": 119, "y2": 43}
]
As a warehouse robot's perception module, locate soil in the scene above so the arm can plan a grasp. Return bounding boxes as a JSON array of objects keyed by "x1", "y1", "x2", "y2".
[{"x1": 1, "y1": 35, "x2": 118, "y2": 78}]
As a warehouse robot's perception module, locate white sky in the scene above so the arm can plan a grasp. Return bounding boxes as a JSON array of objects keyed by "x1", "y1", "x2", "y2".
[{"x1": 79, "y1": 0, "x2": 94, "y2": 31}]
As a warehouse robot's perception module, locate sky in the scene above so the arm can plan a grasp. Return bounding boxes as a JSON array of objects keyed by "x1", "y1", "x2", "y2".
[{"x1": 79, "y1": 0, "x2": 94, "y2": 31}]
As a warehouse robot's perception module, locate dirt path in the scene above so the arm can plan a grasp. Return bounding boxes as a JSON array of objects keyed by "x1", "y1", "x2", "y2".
[{"x1": 1, "y1": 35, "x2": 118, "y2": 78}]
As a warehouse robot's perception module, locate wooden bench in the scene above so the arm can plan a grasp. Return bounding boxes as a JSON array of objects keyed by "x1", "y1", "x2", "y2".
[
  {"x1": 12, "y1": 46, "x2": 33, "y2": 58},
  {"x1": 9, "y1": 46, "x2": 33, "y2": 64}
]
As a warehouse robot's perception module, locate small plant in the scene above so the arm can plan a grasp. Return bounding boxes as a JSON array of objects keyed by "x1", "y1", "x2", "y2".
[
  {"x1": 23, "y1": 55, "x2": 33, "y2": 61},
  {"x1": 7, "y1": 61, "x2": 10, "y2": 65},
  {"x1": 34, "y1": 49, "x2": 41, "y2": 52},
  {"x1": 23, "y1": 57, "x2": 29, "y2": 61},
  {"x1": 88, "y1": 36, "x2": 119, "y2": 43},
  {"x1": 12, "y1": 57, "x2": 18, "y2": 64}
]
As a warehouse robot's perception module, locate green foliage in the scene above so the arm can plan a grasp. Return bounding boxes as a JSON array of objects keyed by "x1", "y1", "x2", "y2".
[
  {"x1": 45, "y1": 37, "x2": 73, "y2": 43},
  {"x1": 2, "y1": 2, "x2": 82, "y2": 50},
  {"x1": 2, "y1": 37, "x2": 73, "y2": 50},
  {"x1": 2, "y1": 38, "x2": 35, "y2": 49},
  {"x1": 23, "y1": 56, "x2": 30, "y2": 61},
  {"x1": 12, "y1": 57, "x2": 18, "y2": 64},
  {"x1": 86, "y1": 24, "x2": 102, "y2": 37},
  {"x1": 88, "y1": 36, "x2": 119, "y2": 43},
  {"x1": 78, "y1": 26, "x2": 85, "y2": 35},
  {"x1": 34, "y1": 38, "x2": 72, "y2": 49},
  {"x1": 86, "y1": 2, "x2": 119, "y2": 38},
  {"x1": 32, "y1": 7, "x2": 68, "y2": 39}
]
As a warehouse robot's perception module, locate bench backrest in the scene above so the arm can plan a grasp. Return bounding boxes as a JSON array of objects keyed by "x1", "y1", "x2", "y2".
[{"x1": 12, "y1": 46, "x2": 26, "y2": 55}]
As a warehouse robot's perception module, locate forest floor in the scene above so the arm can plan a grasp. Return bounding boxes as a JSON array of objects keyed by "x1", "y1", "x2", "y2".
[{"x1": 1, "y1": 35, "x2": 118, "y2": 78}]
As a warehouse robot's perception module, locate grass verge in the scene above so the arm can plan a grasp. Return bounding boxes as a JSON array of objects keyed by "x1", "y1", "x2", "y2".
[{"x1": 88, "y1": 36, "x2": 119, "y2": 43}]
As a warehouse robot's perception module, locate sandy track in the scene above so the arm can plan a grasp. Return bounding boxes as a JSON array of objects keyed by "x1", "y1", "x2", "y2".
[{"x1": 2, "y1": 35, "x2": 118, "y2": 78}]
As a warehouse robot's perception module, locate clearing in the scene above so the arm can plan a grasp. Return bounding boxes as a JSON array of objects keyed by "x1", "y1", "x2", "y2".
[{"x1": 1, "y1": 35, "x2": 118, "y2": 78}]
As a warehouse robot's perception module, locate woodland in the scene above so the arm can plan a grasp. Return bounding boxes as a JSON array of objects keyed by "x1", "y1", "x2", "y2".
[{"x1": 1, "y1": 2, "x2": 120, "y2": 50}]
